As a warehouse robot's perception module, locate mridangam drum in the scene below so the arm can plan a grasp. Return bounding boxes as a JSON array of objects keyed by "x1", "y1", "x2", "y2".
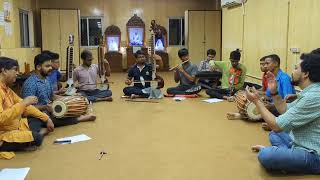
[
  {"x1": 234, "y1": 90, "x2": 265, "y2": 121},
  {"x1": 52, "y1": 96, "x2": 89, "y2": 118}
]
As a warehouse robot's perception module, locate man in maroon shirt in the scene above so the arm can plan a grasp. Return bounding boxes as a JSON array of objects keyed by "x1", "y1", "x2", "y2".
[{"x1": 259, "y1": 56, "x2": 268, "y2": 93}]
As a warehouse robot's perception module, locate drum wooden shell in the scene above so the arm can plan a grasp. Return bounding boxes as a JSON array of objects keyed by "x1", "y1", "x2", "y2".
[
  {"x1": 234, "y1": 90, "x2": 262, "y2": 121},
  {"x1": 52, "y1": 96, "x2": 89, "y2": 118}
]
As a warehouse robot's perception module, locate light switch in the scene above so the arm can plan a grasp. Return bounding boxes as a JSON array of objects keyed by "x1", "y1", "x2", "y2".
[{"x1": 290, "y1": 48, "x2": 300, "y2": 53}]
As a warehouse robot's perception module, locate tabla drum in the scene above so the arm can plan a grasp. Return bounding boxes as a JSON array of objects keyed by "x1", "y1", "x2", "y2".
[
  {"x1": 234, "y1": 90, "x2": 264, "y2": 121},
  {"x1": 52, "y1": 96, "x2": 89, "y2": 118}
]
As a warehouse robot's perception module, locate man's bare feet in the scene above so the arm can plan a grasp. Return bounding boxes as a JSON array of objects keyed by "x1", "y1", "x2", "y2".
[
  {"x1": 262, "y1": 122, "x2": 272, "y2": 131},
  {"x1": 251, "y1": 145, "x2": 265, "y2": 152},
  {"x1": 77, "y1": 114, "x2": 96, "y2": 122},
  {"x1": 227, "y1": 96, "x2": 235, "y2": 102},
  {"x1": 227, "y1": 112, "x2": 242, "y2": 120},
  {"x1": 130, "y1": 94, "x2": 140, "y2": 99},
  {"x1": 106, "y1": 97, "x2": 113, "y2": 101}
]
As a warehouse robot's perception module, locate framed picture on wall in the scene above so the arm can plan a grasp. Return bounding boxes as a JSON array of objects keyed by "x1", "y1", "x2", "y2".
[
  {"x1": 106, "y1": 36, "x2": 120, "y2": 52},
  {"x1": 128, "y1": 27, "x2": 144, "y2": 46}
]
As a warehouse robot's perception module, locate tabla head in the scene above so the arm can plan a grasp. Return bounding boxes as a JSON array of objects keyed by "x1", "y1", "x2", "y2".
[
  {"x1": 246, "y1": 102, "x2": 262, "y2": 121},
  {"x1": 52, "y1": 100, "x2": 68, "y2": 118}
]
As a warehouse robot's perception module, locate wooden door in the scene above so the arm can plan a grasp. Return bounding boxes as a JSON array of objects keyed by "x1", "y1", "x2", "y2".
[
  {"x1": 41, "y1": 9, "x2": 61, "y2": 64},
  {"x1": 187, "y1": 11, "x2": 205, "y2": 65},
  {"x1": 41, "y1": 9, "x2": 80, "y2": 71},
  {"x1": 287, "y1": 0, "x2": 320, "y2": 73},
  {"x1": 59, "y1": 9, "x2": 80, "y2": 70},
  {"x1": 205, "y1": 11, "x2": 221, "y2": 60}
]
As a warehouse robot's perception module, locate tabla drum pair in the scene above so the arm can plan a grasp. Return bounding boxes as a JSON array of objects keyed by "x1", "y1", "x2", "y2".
[
  {"x1": 234, "y1": 90, "x2": 268, "y2": 121},
  {"x1": 52, "y1": 96, "x2": 89, "y2": 118}
]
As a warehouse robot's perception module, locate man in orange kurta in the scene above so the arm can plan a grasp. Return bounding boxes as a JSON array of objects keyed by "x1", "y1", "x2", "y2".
[{"x1": 0, "y1": 57, "x2": 54, "y2": 159}]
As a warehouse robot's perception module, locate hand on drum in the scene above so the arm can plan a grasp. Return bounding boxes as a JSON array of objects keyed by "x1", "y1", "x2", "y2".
[
  {"x1": 266, "y1": 71, "x2": 278, "y2": 94},
  {"x1": 58, "y1": 87, "x2": 67, "y2": 94},
  {"x1": 46, "y1": 103, "x2": 53, "y2": 113},
  {"x1": 227, "y1": 96, "x2": 235, "y2": 102},
  {"x1": 46, "y1": 118, "x2": 55, "y2": 132},
  {"x1": 22, "y1": 96, "x2": 38, "y2": 106},
  {"x1": 245, "y1": 86, "x2": 260, "y2": 103}
]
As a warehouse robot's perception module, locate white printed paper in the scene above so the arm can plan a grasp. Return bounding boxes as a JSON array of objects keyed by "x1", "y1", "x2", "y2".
[
  {"x1": 202, "y1": 98, "x2": 224, "y2": 103},
  {"x1": 56, "y1": 134, "x2": 91, "y2": 144},
  {"x1": 0, "y1": 168, "x2": 30, "y2": 180},
  {"x1": 173, "y1": 97, "x2": 186, "y2": 101}
]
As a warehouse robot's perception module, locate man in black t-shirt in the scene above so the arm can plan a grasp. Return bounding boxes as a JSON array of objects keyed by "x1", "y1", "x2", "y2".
[{"x1": 123, "y1": 50, "x2": 153, "y2": 98}]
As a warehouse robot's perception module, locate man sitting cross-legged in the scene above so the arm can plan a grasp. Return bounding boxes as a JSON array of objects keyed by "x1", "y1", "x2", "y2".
[
  {"x1": 246, "y1": 51, "x2": 320, "y2": 174},
  {"x1": 0, "y1": 57, "x2": 54, "y2": 159},
  {"x1": 22, "y1": 53, "x2": 96, "y2": 137}
]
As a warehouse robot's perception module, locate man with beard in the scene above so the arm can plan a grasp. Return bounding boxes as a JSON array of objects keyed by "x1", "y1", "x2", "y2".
[
  {"x1": 22, "y1": 53, "x2": 96, "y2": 134},
  {"x1": 42, "y1": 50, "x2": 66, "y2": 94},
  {"x1": 0, "y1": 57, "x2": 53, "y2": 159},
  {"x1": 246, "y1": 51, "x2": 320, "y2": 174},
  {"x1": 284, "y1": 48, "x2": 320, "y2": 103}
]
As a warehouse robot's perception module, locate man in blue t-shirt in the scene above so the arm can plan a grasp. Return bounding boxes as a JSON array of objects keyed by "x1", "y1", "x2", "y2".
[
  {"x1": 265, "y1": 54, "x2": 295, "y2": 100},
  {"x1": 262, "y1": 54, "x2": 296, "y2": 131}
]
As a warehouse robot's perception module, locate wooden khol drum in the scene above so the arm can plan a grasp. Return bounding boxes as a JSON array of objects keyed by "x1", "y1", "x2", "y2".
[
  {"x1": 234, "y1": 90, "x2": 263, "y2": 121},
  {"x1": 52, "y1": 96, "x2": 89, "y2": 118}
]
